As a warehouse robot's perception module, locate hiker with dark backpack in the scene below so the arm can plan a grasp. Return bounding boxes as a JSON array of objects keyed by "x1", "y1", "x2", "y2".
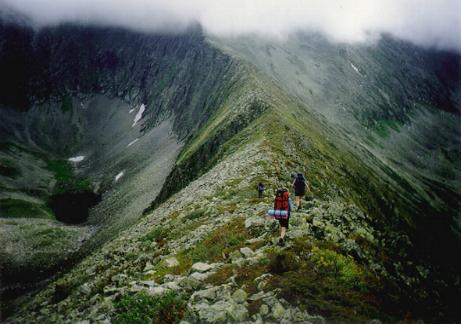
[
  {"x1": 267, "y1": 188, "x2": 293, "y2": 246},
  {"x1": 257, "y1": 182, "x2": 265, "y2": 198},
  {"x1": 293, "y1": 172, "x2": 309, "y2": 210}
]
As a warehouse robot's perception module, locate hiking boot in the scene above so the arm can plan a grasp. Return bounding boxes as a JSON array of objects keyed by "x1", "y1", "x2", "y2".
[{"x1": 278, "y1": 237, "x2": 285, "y2": 247}]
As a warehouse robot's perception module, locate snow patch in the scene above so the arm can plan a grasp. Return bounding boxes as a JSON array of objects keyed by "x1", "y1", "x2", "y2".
[
  {"x1": 132, "y1": 104, "x2": 145, "y2": 127},
  {"x1": 127, "y1": 138, "x2": 139, "y2": 147},
  {"x1": 68, "y1": 156, "x2": 85, "y2": 163},
  {"x1": 350, "y1": 62, "x2": 360, "y2": 74},
  {"x1": 115, "y1": 171, "x2": 125, "y2": 182},
  {"x1": 129, "y1": 108, "x2": 136, "y2": 114}
]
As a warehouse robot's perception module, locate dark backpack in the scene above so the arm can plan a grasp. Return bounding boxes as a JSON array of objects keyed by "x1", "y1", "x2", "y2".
[
  {"x1": 294, "y1": 174, "x2": 306, "y2": 192},
  {"x1": 274, "y1": 188, "x2": 289, "y2": 211}
]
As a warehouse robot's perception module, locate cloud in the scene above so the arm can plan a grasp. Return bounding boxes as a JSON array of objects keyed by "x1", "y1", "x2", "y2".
[{"x1": 1, "y1": 0, "x2": 461, "y2": 52}]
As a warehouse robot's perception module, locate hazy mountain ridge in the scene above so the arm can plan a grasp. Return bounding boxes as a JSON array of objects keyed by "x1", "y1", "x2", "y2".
[
  {"x1": 1, "y1": 20, "x2": 460, "y2": 322},
  {"x1": 212, "y1": 32, "x2": 461, "y2": 249}
]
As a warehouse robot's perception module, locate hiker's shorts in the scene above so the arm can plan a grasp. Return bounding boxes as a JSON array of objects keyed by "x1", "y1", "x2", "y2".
[{"x1": 278, "y1": 216, "x2": 289, "y2": 229}]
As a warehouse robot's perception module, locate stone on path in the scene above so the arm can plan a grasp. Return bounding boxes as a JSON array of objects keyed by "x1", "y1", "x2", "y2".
[
  {"x1": 165, "y1": 257, "x2": 180, "y2": 268},
  {"x1": 240, "y1": 247, "x2": 254, "y2": 258},
  {"x1": 191, "y1": 262, "x2": 213, "y2": 272},
  {"x1": 232, "y1": 289, "x2": 248, "y2": 303}
]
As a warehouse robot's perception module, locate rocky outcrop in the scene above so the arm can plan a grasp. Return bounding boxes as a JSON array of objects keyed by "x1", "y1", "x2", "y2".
[
  {"x1": 3, "y1": 137, "x2": 435, "y2": 322},
  {"x1": 2, "y1": 19, "x2": 460, "y2": 324}
]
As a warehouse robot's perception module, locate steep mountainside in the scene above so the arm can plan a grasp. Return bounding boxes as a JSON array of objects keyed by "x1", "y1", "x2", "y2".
[
  {"x1": 1, "y1": 19, "x2": 460, "y2": 323},
  {"x1": 0, "y1": 19, "x2": 244, "y2": 297}
]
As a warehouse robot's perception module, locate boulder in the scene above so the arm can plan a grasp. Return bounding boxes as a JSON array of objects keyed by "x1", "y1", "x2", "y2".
[
  {"x1": 240, "y1": 247, "x2": 255, "y2": 258},
  {"x1": 147, "y1": 286, "x2": 166, "y2": 296},
  {"x1": 78, "y1": 283, "x2": 92, "y2": 295},
  {"x1": 229, "y1": 250, "x2": 243, "y2": 262},
  {"x1": 190, "y1": 286, "x2": 218, "y2": 302},
  {"x1": 190, "y1": 272, "x2": 211, "y2": 281},
  {"x1": 190, "y1": 301, "x2": 230, "y2": 322},
  {"x1": 143, "y1": 261, "x2": 154, "y2": 271},
  {"x1": 245, "y1": 216, "x2": 266, "y2": 236},
  {"x1": 163, "y1": 281, "x2": 181, "y2": 291},
  {"x1": 229, "y1": 303, "x2": 249, "y2": 321},
  {"x1": 178, "y1": 276, "x2": 201, "y2": 290},
  {"x1": 259, "y1": 304, "x2": 269, "y2": 316},
  {"x1": 232, "y1": 289, "x2": 248, "y2": 304},
  {"x1": 165, "y1": 257, "x2": 180, "y2": 268},
  {"x1": 191, "y1": 262, "x2": 213, "y2": 272},
  {"x1": 272, "y1": 302, "x2": 285, "y2": 319}
]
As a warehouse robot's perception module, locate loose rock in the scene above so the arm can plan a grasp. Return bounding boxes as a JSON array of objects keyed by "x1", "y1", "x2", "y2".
[{"x1": 191, "y1": 262, "x2": 213, "y2": 273}]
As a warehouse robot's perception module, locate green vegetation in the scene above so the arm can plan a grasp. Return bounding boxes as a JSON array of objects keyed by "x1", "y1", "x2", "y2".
[
  {"x1": 204, "y1": 235, "x2": 388, "y2": 321},
  {"x1": 309, "y1": 246, "x2": 365, "y2": 290},
  {"x1": 266, "y1": 239, "x2": 384, "y2": 322},
  {"x1": 52, "y1": 277, "x2": 79, "y2": 303},
  {"x1": 0, "y1": 198, "x2": 53, "y2": 219},
  {"x1": 204, "y1": 265, "x2": 235, "y2": 286},
  {"x1": 4, "y1": 31, "x2": 459, "y2": 324},
  {"x1": 142, "y1": 227, "x2": 166, "y2": 245},
  {"x1": 46, "y1": 160, "x2": 92, "y2": 194},
  {"x1": 114, "y1": 291, "x2": 186, "y2": 324},
  {"x1": 147, "y1": 70, "x2": 268, "y2": 213},
  {"x1": 145, "y1": 218, "x2": 254, "y2": 282},
  {"x1": 0, "y1": 159, "x2": 21, "y2": 178},
  {"x1": 60, "y1": 95, "x2": 73, "y2": 112},
  {"x1": 140, "y1": 70, "x2": 458, "y2": 320},
  {"x1": 148, "y1": 253, "x2": 193, "y2": 282},
  {"x1": 187, "y1": 218, "x2": 250, "y2": 263},
  {"x1": 370, "y1": 119, "x2": 402, "y2": 139},
  {"x1": 32, "y1": 227, "x2": 70, "y2": 249}
]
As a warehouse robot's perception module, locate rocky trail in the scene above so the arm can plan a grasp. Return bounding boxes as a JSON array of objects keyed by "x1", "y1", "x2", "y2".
[
  {"x1": 7, "y1": 139, "x2": 428, "y2": 323},
  {"x1": 1, "y1": 17, "x2": 460, "y2": 323}
]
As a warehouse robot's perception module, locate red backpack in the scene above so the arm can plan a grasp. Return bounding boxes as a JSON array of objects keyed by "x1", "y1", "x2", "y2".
[{"x1": 274, "y1": 189, "x2": 289, "y2": 211}]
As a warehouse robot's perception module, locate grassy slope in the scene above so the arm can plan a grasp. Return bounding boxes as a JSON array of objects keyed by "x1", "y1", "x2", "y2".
[
  {"x1": 0, "y1": 141, "x2": 96, "y2": 297},
  {"x1": 6, "y1": 44, "x2": 460, "y2": 323},
  {"x1": 148, "y1": 62, "x2": 461, "y2": 319}
]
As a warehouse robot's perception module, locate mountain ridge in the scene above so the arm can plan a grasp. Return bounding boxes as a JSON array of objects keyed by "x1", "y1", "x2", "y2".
[{"x1": 1, "y1": 22, "x2": 460, "y2": 322}]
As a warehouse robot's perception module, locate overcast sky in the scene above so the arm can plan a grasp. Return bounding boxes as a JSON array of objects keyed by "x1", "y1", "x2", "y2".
[{"x1": 1, "y1": 0, "x2": 460, "y2": 52}]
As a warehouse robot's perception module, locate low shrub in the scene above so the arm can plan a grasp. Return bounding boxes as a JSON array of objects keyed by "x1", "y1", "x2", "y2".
[
  {"x1": 187, "y1": 218, "x2": 249, "y2": 262},
  {"x1": 114, "y1": 291, "x2": 186, "y2": 324},
  {"x1": 310, "y1": 246, "x2": 364, "y2": 290},
  {"x1": 142, "y1": 227, "x2": 166, "y2": 244},
  {"x1": 268, "y1": 251, "x2": 299, "y2": 274}
]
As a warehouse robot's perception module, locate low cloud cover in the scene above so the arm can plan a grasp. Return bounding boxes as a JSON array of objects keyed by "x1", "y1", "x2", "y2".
[{"x1": 2, "y1": 0, "x2": 460, "y2": 52}]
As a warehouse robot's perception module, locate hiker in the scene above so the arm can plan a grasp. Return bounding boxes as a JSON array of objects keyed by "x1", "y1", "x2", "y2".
[
  {"x1": 257, "y1": 182, "x2": 265, "y2": 198},
  {"x1": 293, "y1": 172, "x2": 309, "y2": 210},
  {"x1": 268, "y1": 188, "x2": 293, "y2": 246}
]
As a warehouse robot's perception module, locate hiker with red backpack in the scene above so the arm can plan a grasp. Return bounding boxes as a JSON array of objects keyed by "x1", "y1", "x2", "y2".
[{"x1": 268, "y1": 188, "x2": 293, "y2": 246}]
